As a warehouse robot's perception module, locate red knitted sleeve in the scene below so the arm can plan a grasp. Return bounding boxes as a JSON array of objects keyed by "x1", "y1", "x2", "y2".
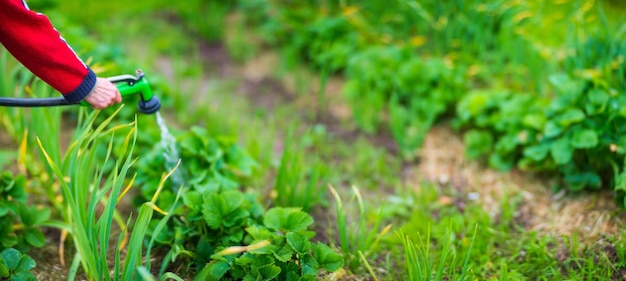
[{"x1": 0, "y1": 0, "x2": 96, "y2": 103}]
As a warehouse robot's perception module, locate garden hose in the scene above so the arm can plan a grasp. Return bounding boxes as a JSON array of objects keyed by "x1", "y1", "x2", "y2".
[
  {"x1": 0, "y1": 69, "x2": 161, "y2": 114},
  {"x1": 0, "y1": 96, "x2": 74, "y2": 107}
]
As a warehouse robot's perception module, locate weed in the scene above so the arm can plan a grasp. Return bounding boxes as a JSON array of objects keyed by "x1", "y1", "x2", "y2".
[
  {"x1": 273, "y1": 130, "x2": 329, "y2": 211},
  {"x1": 398, "y1": 224, "x2": 477, "y2": 281},
  {"x1": 328, "y1": 184, "x2": 391, "y2": 274}
]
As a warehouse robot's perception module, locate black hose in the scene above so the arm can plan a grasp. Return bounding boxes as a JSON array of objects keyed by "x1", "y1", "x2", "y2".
[{"x1": 0, "y1": 97, "x2": 79, "y2": 107}]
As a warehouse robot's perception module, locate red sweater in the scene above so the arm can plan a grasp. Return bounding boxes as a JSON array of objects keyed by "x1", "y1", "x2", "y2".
[{"x1": 0, "y1": 0, "x2": 96, "y2": 103}]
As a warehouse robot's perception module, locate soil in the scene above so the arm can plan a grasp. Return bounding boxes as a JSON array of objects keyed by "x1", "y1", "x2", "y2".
[{"x1": 415, "y1": 125, "x2": 626, "y2": 238}]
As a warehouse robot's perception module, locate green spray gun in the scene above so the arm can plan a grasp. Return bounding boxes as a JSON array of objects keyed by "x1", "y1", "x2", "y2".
[{"x1": 0, "y1": 69, "x2": 161, "y2": 114}]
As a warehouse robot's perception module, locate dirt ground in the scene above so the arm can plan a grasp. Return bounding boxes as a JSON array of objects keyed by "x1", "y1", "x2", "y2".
[{"x1": 416, "y1": 125, "x2": 626, "y2": 239}]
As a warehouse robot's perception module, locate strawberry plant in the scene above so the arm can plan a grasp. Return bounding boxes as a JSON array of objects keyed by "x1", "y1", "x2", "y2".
[
  {"x1": 0, "y1": 171, "x2": 49, "y2": 253},
  {"x1": 454, "y1": 89, "x2": 544, "y2": 172},
  {"x1": 197, "y1": 207, "x2": 343, "y2": 280},
  {"x1": 0, "y1": 248, "x2": 36, "y2": 281},
  {"x1": 344, "y1": 46, "x2": 467, "y2": 156},
  {"x1": 135, "y1": 126, "x2": 257, "y2": 212},
  {"x1": 455, "y1": 71, "x2": 626, "y2": 192},
  {"x1": 134, "y1": 126, "x2": 344, "y2": 278}
]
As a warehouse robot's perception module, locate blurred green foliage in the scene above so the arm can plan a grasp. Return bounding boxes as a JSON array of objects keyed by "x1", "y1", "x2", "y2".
[
  {"x1": 0, "y1": 171, "x2": 49, "y2": 253},
  {"x1": 192, "y1": 0, "x2": 626, "y2": 194},
  {"x1": 4, "y1": 0, "x2": 626, "y2": 280}
]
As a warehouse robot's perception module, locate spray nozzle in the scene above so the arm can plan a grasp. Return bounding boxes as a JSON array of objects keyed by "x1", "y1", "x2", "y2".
[{"x1": 108, "y1": 70, "x2": 161, "y2": 114}]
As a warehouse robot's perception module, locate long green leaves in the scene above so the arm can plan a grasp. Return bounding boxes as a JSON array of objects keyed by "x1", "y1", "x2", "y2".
[
  {"x1": 328, "y1": 184, "x2": 391, "y2": 273},
  {"x1": 274, "y1": 131, "x2": 328, "y2": 211},
  {"x1": 398, "y1": 224, "x2": 477, "y2": 281},
  {"x1": 37, "y1": 107, "x2": 175, "y2": 281}
]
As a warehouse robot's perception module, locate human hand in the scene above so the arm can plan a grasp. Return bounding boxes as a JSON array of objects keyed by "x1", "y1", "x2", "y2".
[{"x1": 84, "y1": 78, "x2": 122, "y2": 110}]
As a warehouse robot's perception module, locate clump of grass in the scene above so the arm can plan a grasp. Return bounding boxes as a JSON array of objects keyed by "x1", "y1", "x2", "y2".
[
  {"x1": 273, "y1": 130, "x2": 329, "y2": 211},
  {"x1": 328, "y1": 184, "x2": 391, "y2": 276},
  {"x1": 398, "y1": 224, "x2": 477, "y2": 281}
]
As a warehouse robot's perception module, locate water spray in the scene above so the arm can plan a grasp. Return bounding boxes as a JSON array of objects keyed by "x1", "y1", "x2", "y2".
[{"x1": 0, "y1": 69, "x2": 161, "y2": 113}]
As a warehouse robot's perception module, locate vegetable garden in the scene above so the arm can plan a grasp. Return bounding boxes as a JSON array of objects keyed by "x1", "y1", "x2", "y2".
[{"x1": 1, "y1": 0, "x2": 626, "y2": 280}]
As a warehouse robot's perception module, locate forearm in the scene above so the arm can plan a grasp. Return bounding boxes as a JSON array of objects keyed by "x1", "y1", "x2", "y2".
[{"x1": 0, "y1": 0, "x2": 95, "y2": 102}]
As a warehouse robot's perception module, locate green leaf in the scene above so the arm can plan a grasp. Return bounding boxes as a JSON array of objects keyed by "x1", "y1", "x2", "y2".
[
  {"x1": 0, "y1": 234, "x2": 17, "y2": 249},
  {"x1": 549, "y1": 73, "x2": 585, "y2": 96},
  {"x1": 1, "y1": 173, "x2": 26, "y2": 203},
  {"x1": 286, "y1": 232, "x2": 311, "y2": 254},
  {"x1": 221, "y1": 229, "x2": 244, "y2": 244},
  {"x1": 226, "y1": 145, "x2": 257, "y2": 176},
  {"x1": 615, "y1": 169, "x2": 626, "y2": 192},
  {"x1": 202, "y1": 190, "x2": 249, "y2": 229},
  {"x1": 1, "y1": 248, "x2": 20, "y2": 271},
  {"x1": 32, "y1": 207, "x2": 50, "y2": 226},
  {"x1": 221, "y1": 190, "x2": 245, "y2": 210},
  {"x1": 230, "y1": 263, "x2": 247, "y2": 279},
  {"x1": 494, "y1": 135, "x2": 519, "y2": 154},
  {"x1": 17, "y1": 204, "x2": 50, "y2": 227},
  {"x1": 551, "y1": 138, "x2": 573, "y2": 165},
  {"x1": 10, "y1": 270, "x2": 36, "y2": 281},
  {"x1": 244, "y1": 193, "x2": 265, "y2": 218},
  {"x1": 522, "y1": 114, "x2": 546, "y2": 131},
  {"x1": 456, "y1": 91, "x2": 490, "y2": 120},
  {"x1": 285, "y1": 271, "x2": 300, "y2": 281},
  {"x1": 572, "y1": 129, "x2": 598, "y2": 148},
  {"x1": 523, "y1": 144, "x2": 550, "y2": 162},
  {"x1": 257, "y1": 264, "x2": 281, "y2": 281},
  {"x1": 179, "y1": 133, "x2": 205, "y2": 156},
  {"x1": 299, "y1": 275, "x2": 316, "y2": 281},
  {"x1": 264, "y1": 208, "x2": 313, "y2": 233},
  {"x1": 300, "y1": 253, "x2": 319, "y2": 276},
  {"x1": 0, "y1": 202, "x2": 8, "y2": 216},
  {"x1": 250, "y1": 254, "x2": 275, "y2": 270},
  {"x1": 242, "y1": 274, "x2": 255, "y2": 281},
  {"x1": 195, "y1": 260, "x2": 231, "y2": 281},
  {"x1": 544, "y1": 121, "x2": 563, "y2": 138},
  {"x1": 272, "y1": 243, "x2": 294, "y2": 262},
  {"x1": 463, "y1": 130, "x2": 493, "y2": 160},
  {"x1": 0, "y1": 258, "x2": 8, "y2": 277},
  {"x1": 557, "y1": 109, "x2": 585, "y2": 127},
  {"x1": 195, "y1": 236, "x2": 214, "y2": 269},
  {"x1": 15, "y1": 254, "x2": 35, "y2": 272},
  {"x1": 24, "y1": 228, "x2": 46, "y2": 248},
  {"x1": 279, "y1": 262, "x2": 300, "y2": 281},
  {"x1": 587, "y1": 88, "x2": 609, "y2": 105},
  {"x1": 235, "y1": 253, "x2": 254, "y2": 266},
  {"x1": 246, "y1": 226, "x2": 273, "y2": 241},
  {"x1": 203, "y1": 194, "x2": 228, "y2": 229},
  {"x1": 183, "y1": 190, "x2": 203, "y2": 214},
  {"x1": 312, "y1": 243, "x2": 343, "y2": 272},
  {"x1": 299, "y1": 231, "x2": 316, "y2": 240},
  {"x1": 488, "y1": 153, "x2": 514, "y2": 172},
  {"x1": 565, "y1": 171, "x2": 601, "y2": 190}
]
